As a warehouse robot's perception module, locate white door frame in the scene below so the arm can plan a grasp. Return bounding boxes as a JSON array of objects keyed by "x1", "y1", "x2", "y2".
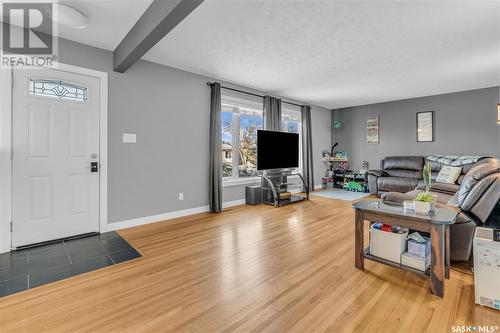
[{"x1": 0, "y1": 63, "x2": 108, "y2": 253}]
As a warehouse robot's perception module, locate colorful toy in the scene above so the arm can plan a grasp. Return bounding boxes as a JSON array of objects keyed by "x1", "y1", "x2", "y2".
[
  {"x1": 338, "y1": 160, "x2": 349, "y2": 171},
  {"x1": 321, "y1": 177, "x2": 334, "y2": 189},
  {"x1": 344, "y1": 180, "x2": 364, "y2": 192}
]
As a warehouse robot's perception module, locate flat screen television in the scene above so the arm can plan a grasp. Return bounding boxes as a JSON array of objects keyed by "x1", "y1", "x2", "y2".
[{"x1": 257, "y1": 130, "x2": 299, "y2": 170}]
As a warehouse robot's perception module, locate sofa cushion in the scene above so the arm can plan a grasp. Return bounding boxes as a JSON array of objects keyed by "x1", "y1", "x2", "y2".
[
  {"x1": 428, "y1": 160, "x2": 442, "y2": 172},
  {"x1": 431, "y1": 171, "x2": 439, "y2": 181},
  {"x1": 368, "y1": 169, "x2": 388, "y2": 177},
  {"x1": 385, "y1": 169, "x2": 422, "y2": 179},
  {"x1": 431, "y1": 191, "x2": 454, "y2": 205},
  {"x1": 432, "y1": 166, "x2": 474, "y2": 183},
  {"x1": 471, "y1": 176, "x2": 500, "y2": 223},
  {"x1": 462, "y1": 162, "x2": 479, "y2": 174},
  {"x1": 458, "y1": 158, "x2": 500, "y2": 205},
  {"x1": 461, "y1": 175, "x2": 496, "y2": 211},
  {"x1": 436, "y1": 166, "x2": 462, "y2": 184},
  {"x1": 433, "y1": 182, "x2": 460, "y2": 194},
  {"x1": 377, "y1": 177, "x2": 419, "y2": 193},
  {"x1": 417, "y1": 181, "x2": 459, "y2": 195},
  {"x1": 406, "y1": 189, "x2": 452, "y2": 204},
  {"x1": 382, "y1": 156, "x2": 424, "y2": 171},
  {"x1": 447, "y1": 191, "x2": 459, "y2": 206},
  {"x1": 425, "y1": 156, "x2": 485, "y2": 185}
]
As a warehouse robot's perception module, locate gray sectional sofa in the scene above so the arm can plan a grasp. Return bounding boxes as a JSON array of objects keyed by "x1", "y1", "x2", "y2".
[{"x1": 368, "y1": 156, "x2": 500, "y2": 261}]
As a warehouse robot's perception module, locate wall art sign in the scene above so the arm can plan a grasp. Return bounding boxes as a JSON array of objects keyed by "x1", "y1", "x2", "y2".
[
  {"x1": 366, "y1": 116, "x2": 379, "y2": 144},
  {"x1": 417, "y1": 111, "x2": 434, "y2": 142}
]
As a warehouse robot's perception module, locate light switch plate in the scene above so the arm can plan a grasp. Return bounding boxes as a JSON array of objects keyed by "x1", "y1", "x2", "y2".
[{"x1": 123, "y1": 133, "x2": 136, "y2": 143}]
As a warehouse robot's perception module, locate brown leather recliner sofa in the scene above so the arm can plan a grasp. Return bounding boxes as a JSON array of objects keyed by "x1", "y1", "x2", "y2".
[
  {"x1": 368, "y1": 156, "x2": 500, "y2": 261},
  {"x1": 368, "y1": 156, "x2": 479, "y2": 195}
]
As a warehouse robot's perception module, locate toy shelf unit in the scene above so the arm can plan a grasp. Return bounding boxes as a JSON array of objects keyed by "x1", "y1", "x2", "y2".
[
  {"x1": 322, "y1": 156, "x2": 348, "y2": 171},
  {"x1": 322, "y1": 149, "x2": 349, "y2": 171},
  {"x1": 334, "y1": 170, "x2": 369, "y2": 192},
  {"x1": 261, "y1": 170, "x2": 309, "y2": 207},
  {"x1": 322, "y1": 156, "x2": 349, "y2": 162}
]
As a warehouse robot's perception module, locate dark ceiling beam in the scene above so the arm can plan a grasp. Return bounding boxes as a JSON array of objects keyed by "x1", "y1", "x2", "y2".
[{"x1": 113, "y1": 0, "x2": 204, "y2": 73}]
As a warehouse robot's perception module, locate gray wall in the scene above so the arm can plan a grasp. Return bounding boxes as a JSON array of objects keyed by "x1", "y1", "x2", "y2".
[
  {"x1": 332, "y1": 87, "x2": 500, "y2": 170},
  {"x1": 57, "y1": 38, "x2": 331, "y2": 223}
]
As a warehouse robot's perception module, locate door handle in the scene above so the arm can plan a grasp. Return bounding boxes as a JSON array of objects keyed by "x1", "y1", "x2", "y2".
[{"x1": 90, "y1": 162, "x2": 99, "y2": 173}]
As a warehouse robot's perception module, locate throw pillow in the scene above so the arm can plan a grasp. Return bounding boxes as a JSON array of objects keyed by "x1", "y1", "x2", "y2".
[{"x1": 436, "y1": 166, "x2": 462, "y2": 184}]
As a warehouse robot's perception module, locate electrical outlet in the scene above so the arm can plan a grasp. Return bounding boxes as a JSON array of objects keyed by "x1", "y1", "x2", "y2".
[
  {"x1": 178, "y1": 192, "x2": 184, "y2": 201},
  {"x1": 122, "y1": 133, "x2": 136, "y2": 143}
]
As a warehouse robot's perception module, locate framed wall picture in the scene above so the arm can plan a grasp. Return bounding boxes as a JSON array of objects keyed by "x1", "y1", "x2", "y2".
[
  {"x1": 416, "y1": 111, "x2": 434, "y2": 142},
  {"x1": 366, "y1": 116, "x2": 379, "y2": 144}
]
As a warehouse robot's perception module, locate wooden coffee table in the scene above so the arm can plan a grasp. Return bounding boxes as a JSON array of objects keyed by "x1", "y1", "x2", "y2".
[{"x1": 352, "y1": 199, "x2": 458, "y2": 297}]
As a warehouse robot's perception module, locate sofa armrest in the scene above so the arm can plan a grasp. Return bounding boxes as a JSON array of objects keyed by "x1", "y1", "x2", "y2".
[
  {"x1": 368, "y1": 169, "x2": 388, "y2": 177},
  {"x1": 381, "y1": 191, "x2": 417, "y2": 204},
  {"x1": 367, "y1": 170, "x2": 388, "y2": 195}
]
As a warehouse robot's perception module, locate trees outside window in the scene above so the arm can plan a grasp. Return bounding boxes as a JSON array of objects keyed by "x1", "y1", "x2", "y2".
[{"x1": 221, "y1": 100, "x2": 263, "y2": 179}]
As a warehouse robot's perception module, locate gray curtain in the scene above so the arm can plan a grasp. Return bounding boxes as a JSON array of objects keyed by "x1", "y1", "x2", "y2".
[
  {"x1": 263, "y1": 96, "x2": 282, "y2": 131},
  {"x1": 301, "y1": 105, "x2": 314, "y2": 192},
  {"x1": 209, "y1": 82, "x2": 223, "y2": 212}
]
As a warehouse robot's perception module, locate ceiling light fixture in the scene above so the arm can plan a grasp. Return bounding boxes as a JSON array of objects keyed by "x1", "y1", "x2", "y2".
[{"x1": 53, "y1": 4, "x2": 87, "y2": 29}]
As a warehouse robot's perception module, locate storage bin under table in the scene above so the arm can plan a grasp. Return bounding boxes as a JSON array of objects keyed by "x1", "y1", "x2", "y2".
[{"x1": 369, "y1": 226, "x2": 409, "y2": 263}]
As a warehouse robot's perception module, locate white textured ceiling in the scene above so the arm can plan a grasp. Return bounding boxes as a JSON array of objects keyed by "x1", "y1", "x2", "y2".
[
  {"x1": 57, "y1": 0, "x2": 152, "y2": 51},
  {"x1": 16, "y1": 1, "x2": 499, "y2": 108},
  {"x1": 0, "y1": 0, "x2": 151, "y2": 50},
  {"x1": 143, "y1": 0, "x2": 500, "y2": 108}
]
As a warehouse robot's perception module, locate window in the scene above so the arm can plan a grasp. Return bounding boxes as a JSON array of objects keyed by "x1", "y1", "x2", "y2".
[
  {"x1": 281, "y1": 108, "x2": 301, "y2": 135},
  {"x1": 221, "y1": 94, "x2": 303, "y2": 183},
  {"x1": 221, "y1": 95, "x2": 263, "y2": 180},
  {"x1": 29, "y1": 79, "x2": 88, "y2": 103},
  {"x1": 281, "y1": 106, "x2": 302, "y2": 173}
]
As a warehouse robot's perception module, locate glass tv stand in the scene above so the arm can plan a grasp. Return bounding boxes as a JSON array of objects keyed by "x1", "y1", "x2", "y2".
[{"x1": 261, "y1": 170, "x2": 309, "y2": 207}]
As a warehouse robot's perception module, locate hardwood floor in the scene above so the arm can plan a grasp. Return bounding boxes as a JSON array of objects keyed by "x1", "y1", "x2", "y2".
[{"x1": 0, "y1": 196, "x2": 498, "y2": 333}]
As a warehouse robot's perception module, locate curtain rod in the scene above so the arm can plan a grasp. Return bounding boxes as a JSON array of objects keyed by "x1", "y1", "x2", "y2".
[{"x1": 206, "y1": 82, "x2": 304, "y2": 108}]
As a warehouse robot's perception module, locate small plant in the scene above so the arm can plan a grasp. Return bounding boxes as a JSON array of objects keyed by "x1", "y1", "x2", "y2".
[
  {"x1": 415, "y1": 192, "x2": 433, "y2": 203},
  {"x1": 422, "y1": 162, "x2": 432, "y2": 192}
]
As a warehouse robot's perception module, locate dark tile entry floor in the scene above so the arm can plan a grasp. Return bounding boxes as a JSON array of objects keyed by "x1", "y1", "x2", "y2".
[{"x1": 0, "y1": 231, "x2": 141, "y2": 298}]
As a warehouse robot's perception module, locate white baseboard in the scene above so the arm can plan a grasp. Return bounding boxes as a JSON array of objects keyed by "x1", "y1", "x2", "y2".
[
  {"x1": 0, "y1": 245, "x2": 9, "y2": 254},
  {"x1": 108, "y1": 206, "x2": 209, "y2": 231},
  {"x1": 314, "y1": 184, "x2": 323, "y2": 190},
  {"x1": 223, "y1": 199, "x2": 246, "y2": 208},
  {"x1": 108, "y1": 199, "x2": 246, "y2": 231}
]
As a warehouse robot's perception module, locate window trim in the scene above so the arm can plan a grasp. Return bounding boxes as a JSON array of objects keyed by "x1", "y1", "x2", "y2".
[
  {"x1": 221, "y1": 96, "x2": 263, "y2": 182},
  {"x1": 223, "y1": 176, "x2": 261, "y2": 187},
  {"x1": 281, "y1": 106, "x2": 303, "y2": 175}
]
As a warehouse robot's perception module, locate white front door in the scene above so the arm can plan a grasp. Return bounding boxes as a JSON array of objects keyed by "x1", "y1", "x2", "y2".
[{"x1": 12, "y1": 68, "x2": 100, "y2": 248}]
